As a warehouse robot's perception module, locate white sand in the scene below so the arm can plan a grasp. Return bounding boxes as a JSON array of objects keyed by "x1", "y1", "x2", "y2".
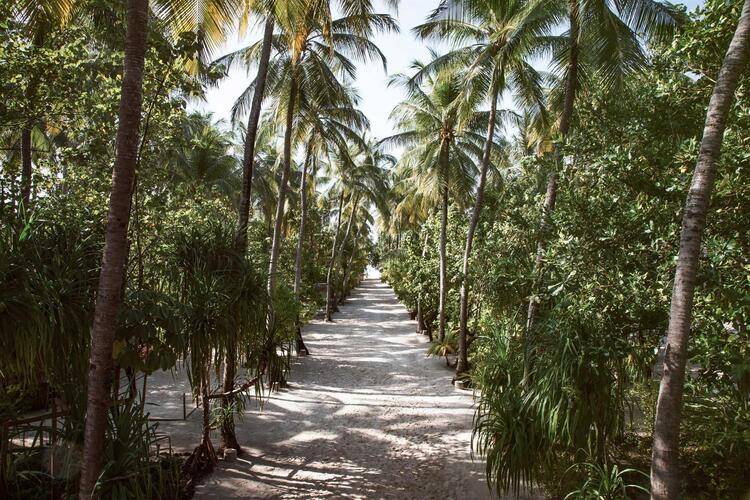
[{"x1": 149, "y1": 278, "x2": 533, "y2": 499}]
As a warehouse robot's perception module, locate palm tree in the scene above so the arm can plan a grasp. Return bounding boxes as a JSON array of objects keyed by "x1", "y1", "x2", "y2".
[
  {"x1": 168, "y1": 113, "x2": 241, "y2": 201},
  {"x1": 384, "y1": 63, "x2": 496, "y2": 343},
  {"x1": 524, "y1": 0, "x2": 682, "y2": 333},
  {"x1": 414, "y1": 0, "x2": 551, "y2": 374},
  {"x1": 235, "y1": 16, "x2": 275, "y2": 251},
  {"x1": 328, "y1": 140, "x2": 393, "y2": 314},
  {"x1": 324, "y1": 182, "x2": 347, "y2": 320},
  {"x1": 651, "y1": 2, "x2": 750, "y2": 497},
  {"x1": 389, "y1": 180, "x2": 433, "y2": 334},
  {"x1": 243, "y1": 2, "x2": 395, "y2": 331},
  {"x1": 77, "y1": 0, "x2": 243, "y2": 494},
  {"x1": 322, "y1": 146, "x2": 360, "y2": 321},
  {"x1": 213, "y1": 0, "x2": 310, "y2": 252},
  {"x1": 321, "y1": 140, "x2": 388, "y2": 321},
  {"x1": 293, "y1": 102, "x2": 368, "y2": 345},
  {"x1": 77, "y1": 1, "x2": 151, "y2": 496},
  {"x1": 339, "y1": 141, "x2": 393, "y2": 298}
]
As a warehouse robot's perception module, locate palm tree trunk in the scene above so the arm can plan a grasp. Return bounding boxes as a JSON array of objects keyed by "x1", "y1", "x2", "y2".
[
  {"x1": 266, "y1": 69, "x2": 297, "y2": 329},
  {"x1": 335, "y1": 193, "x2": 360, "y2": 301},
  {"x1": 557, "y1": 0, "x2": 579, "y2": 140},
  {"x1": 438, "y1": 183, "x2": 449, "y2": 343},
  {"x1": 457, "y1": 79, "x2": 499, "y2": 375},
  {"x1": 341, "y1": 225, "x2": 362, "y2": 301},
  {"x1": 201, "y1": 364, "x2": 217, "y2": 463},
  {"x1": 78, "y1": 0, "x2": 149, "y2": 497},
  {"x1": 219, "y1": 353, "x2": 240, "y2": 451},
  {"x1": 416, "y1": 232, "x2": 429, "y2": 333},
  {"x1": 651, "y1": 4, "x2": 750, "y2": 497},
  {"x1": 294, "y1": 143, "x2": 313, "y2": 297},
  {"x1": 294, "y1": 142, "x2": 313, "y2": 355},
  {"x1": 236, "y1": 17, "x2": 274, "y2": 251},
  {"x1": 325, "y1": 192, "x2": 345, "y2": 321},
  {"x1": 525, "y1": 0, "x2": 579, "y2": 357}
]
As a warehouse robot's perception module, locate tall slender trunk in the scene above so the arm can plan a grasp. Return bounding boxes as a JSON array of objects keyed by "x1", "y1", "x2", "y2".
[
  {"x1": 438, "y1": 183, "x2": 449, "y2": 343},
  {"x1": 525, "y1": 0, "x2": 579, "y2": 359},
  {"x1": 294, "y1": 143, "x2": 313, "y2": 296},
  {"x1": 341, "y1": 225, "x2": 362, "y2": 300},
  {"x1": 219, "y1": 352, "x2": 240, "y2": 451},
  {"x1": 651, "y1": 4, "x2": 750, "y2": 497},
  {"x1": 1, "y1": 177, "x2": 5, "y2": 217},
  {"x1": 200, "y1": 363, "x2": 216, "y2": 463},
  {"x1": 325, "y1": 192, "x2": 346, "y2": 321},
  {"x1": 78, "y1": 0, "x2": 149, "y2": 497},
  {"x1": 266, "y1": 69, "x2": 297, "y2": 330},
  {"x1": 334, "y1": 193, "x2": 359, "y2": 301},
  {"x1": 294, "y1": 142, "x2": 313, "y2": 355},
  {"x1": 457, "y1": 79, "x2": 499, "y2": 375},
  {"x1": 416, "y1": 232, "x2": 429, "y2": 333},
  {"x1": 557, "y1": 0, "x2": 579, "y2": 140},
  {"x1": 236, "y1": 18, "x2": 274, "y2": 251},
  {"x1": 437, "y1": 131, "x2": 452, "y2": 344}
]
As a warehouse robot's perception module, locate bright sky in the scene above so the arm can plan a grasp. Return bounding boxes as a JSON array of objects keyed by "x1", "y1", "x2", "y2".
[{"x1": 192, "y1": 0, "x2": 706, "y2": 141}]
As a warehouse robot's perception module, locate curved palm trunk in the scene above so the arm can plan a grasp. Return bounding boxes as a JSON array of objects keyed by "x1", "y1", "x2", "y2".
[
  {"x1": 236, "y1": 17, "x2": 274, "y2": 251},
  {"x1": 651, "y1": 4, "x2": 750, "y2": 497},
  {"x1": 457, "y1": 80, "x2": 499, "y2": 375},
  {"x1": 416, "y1": 232, "x2": 429, "y2": 333},
  {"x1": 325, "y1": 192, "x2": 345, "y2": 321},
  {"x1": 293, "y1": 143, "x2": 313, "y2": 355},
  {"x1": 335, "y1": 194, "x2": 359, "y2": 302},
  {"x1": 341, "y1": 225, "x2": 362, "y2": 301},
  {"x1": 266, "y1": 70, "x2": 297, "y2": 330},
  {"x1": 524, "y1": 0, "x2": 579, "y2": 375},
  {"x1": 437, "y1": 183, "x2": 449, "y2": 343},
  {"x1": 222, "y1": 21, "x2": 275, "y2": 440},
  {"x1": 78, "y1": 0, "x2": 149, "y2": 497},
  {"x1": 221, "y1": 19, "x2": 273, "y2": 447}
]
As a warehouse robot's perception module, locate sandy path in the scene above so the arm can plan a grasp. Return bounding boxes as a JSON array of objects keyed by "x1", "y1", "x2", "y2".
[{"x1": 152, "y1": 278, "x2": 507, "y2": 499}]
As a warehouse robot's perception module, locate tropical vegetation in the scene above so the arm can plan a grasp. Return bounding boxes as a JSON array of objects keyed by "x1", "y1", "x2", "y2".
[{"x1": 1, "y1": 0, "x2": 749, "y2": 498}]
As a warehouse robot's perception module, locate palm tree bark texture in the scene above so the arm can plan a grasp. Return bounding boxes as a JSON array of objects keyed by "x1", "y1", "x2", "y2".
[
  {"x1": 457, "y1": 76, "x2": 499, "y2": 375},
  {"x1": 235, "y1": 17, "x2": 274, "y2": 251},
  {"x1": 650, "y1": 2, "x2": 750, "y2": 497},
  {"x1": 221, "y1": 16, "x2": 275, "y2": 454},
  {"x1": 293, "y1": 142, "x2": 313, "y2": 355},
  {"x1": 78, "y1": 0, "x2": 149, "y2": 497},
  {"x1": 325, "y1": 192, "x2": 346, "y2": 321},
  {"x1": 266, "y1": 69, "x2": 298, "y2": 332}
]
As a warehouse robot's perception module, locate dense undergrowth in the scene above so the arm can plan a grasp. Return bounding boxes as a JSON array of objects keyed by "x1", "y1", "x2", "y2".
[
  {"x1": 0, "y1": 2, "x2": 374, "y2": 495},
  {"x1": 379, "y1": 0, "x2": 750, "y2": 496}
]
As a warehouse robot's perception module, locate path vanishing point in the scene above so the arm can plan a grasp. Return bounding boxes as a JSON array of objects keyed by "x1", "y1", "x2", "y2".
[{"x1": 151, "y1": 275, "x2": 527, "y2": 499}]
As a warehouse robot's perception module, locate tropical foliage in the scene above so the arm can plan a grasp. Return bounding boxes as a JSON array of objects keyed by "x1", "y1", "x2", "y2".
[
  {"x1": 0, "y1": 0, "x2": 386, "y2": 496},
  {"x1": 2, "y1": 0, "x2": 749, "y2": 498},
  {"x1": 379, "y1": 0, "x2": 750, "y2": 497}
]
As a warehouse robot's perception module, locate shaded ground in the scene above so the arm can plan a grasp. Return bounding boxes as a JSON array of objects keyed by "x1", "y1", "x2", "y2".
[{"x1": 148, "y1": 277, "x2": 524, "y2": 499}]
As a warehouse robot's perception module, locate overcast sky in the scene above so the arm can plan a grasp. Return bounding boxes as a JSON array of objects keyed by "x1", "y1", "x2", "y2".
[{"x1": 192, "y1": 0, "x2": 706, "y2": 141}]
